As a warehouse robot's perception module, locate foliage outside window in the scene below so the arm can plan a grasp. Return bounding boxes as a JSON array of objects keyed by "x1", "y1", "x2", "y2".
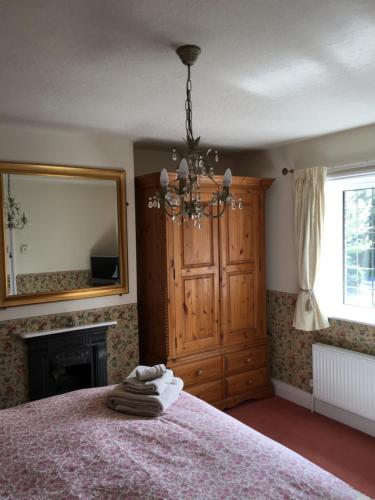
[{"x1": 343, "y1": 187, "x2": 375, "y2": 307}]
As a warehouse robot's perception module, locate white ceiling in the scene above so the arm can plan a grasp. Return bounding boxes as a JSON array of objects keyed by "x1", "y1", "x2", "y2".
[{"x1": 1, "y1": 0, "x2": 375, "y2": 149}]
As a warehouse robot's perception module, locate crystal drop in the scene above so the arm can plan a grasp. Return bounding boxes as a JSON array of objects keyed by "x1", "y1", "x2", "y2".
[{"x1": 148, "y1": 201, "x2": 153, "y2": 208}]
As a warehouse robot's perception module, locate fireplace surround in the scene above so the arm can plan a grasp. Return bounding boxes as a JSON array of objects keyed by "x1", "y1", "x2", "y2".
[{"x1": 21, "y1": 322, "x2": 116, "y2": 401}]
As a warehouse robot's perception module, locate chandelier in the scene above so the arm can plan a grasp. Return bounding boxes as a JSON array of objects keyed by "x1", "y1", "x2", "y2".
[
  {"x1": 148, "y1": 44, "x2": 242, "y2": 228},
  {"x1": 5, "y1": 175, "x2": 28, "y2": 230}
]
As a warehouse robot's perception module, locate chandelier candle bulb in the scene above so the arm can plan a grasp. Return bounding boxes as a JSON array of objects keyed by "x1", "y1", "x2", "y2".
[
  {"x1": 160, "y1": 169, "x2": 169, "y2": 188},
  {"x1": 177, "y1": 159, "x2": 189, "y2": 180},
  {"x1": 223, "y1": 168, "x2": 233, "y2": 188}
]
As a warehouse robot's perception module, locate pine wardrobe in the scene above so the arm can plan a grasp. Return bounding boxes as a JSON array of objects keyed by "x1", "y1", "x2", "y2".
[{"x1": 135, "y1": 172, "x2": 274, "y2": 409}]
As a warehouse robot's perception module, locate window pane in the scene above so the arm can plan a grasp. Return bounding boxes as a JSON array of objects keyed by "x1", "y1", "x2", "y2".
[
  {"x1": 357, "y1": 188, "x2": 372, "y2": 208},
  {"x1": 344, "y1": 189, "x2": 357, "y2": 208},
  {"x1": 343, "y1": 187, "x2": 375, "y2": 308}
]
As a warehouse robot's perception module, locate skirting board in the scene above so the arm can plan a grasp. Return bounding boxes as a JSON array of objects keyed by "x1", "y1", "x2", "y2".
[{"x1": 272, "y1": 378, "x2": 375, "y2": 438}]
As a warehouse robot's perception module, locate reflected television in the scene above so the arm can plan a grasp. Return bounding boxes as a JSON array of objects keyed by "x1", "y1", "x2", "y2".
[{"x1": 90, "y1": 256, "x2": 119, "y2": 286}]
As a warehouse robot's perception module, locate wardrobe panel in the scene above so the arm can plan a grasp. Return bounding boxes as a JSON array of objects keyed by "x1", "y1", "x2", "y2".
[
  {"x1": 173, "y1": 205, "x2": 221, "y2": 355},
  {"x1": 183, "y1": 275, "x2": 216, "y2": 341},
  {"x1": 220, "y1": 189, "x2": 263, "y2": 346},
  {"x1": 228, "y1": 271, "x2": 256, "y2": 333},
  {"x1": 182, "y1": 218, "x2": 214, "y2": 268},
  {"x1": 227, "y1": 200, "x2": 255, "y2": 264},
  {"x1": 175, "y1": 270, "x2": 221, "y2": 354}
]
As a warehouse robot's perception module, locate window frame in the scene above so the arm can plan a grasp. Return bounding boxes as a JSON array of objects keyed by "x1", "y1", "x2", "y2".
[{"x1": 318, "y1": 172, "x2": 375, "y2": 326}]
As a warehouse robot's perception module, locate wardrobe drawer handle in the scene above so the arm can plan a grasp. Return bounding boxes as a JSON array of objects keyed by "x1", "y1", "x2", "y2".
[
  {"x1": 196, "y1": 369, "x2": 203, "y2": 376},
  {"x1": 248, "y1": 378, "x2": 254, "y2": 385},
  {"x1": 246, "y1": 357, "x2": 252, "y2": 363}
]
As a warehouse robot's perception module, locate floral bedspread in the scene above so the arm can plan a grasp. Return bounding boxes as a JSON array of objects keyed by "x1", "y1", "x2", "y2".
[{"x1": 0, "y1": 387, "x2": 361, "y2": 499}]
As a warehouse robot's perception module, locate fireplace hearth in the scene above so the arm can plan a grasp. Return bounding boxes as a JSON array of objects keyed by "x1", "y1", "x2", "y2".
[{"x1": 21, "y1": 322, "x2": 116, "y2": 401}]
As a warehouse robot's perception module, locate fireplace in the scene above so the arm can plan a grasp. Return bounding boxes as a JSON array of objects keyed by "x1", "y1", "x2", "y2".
[{"x1": 22, "y1": 322, "x2": 115, "y2": 401}]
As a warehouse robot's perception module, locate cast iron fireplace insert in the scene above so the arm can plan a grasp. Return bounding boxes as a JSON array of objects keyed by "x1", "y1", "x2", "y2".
[{"x1": 23, "y1": 324, "x2": 110, "y2": 401}]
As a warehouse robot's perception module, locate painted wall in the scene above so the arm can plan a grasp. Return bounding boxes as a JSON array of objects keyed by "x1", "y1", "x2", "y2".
[
  {"x1": 235, "y1": 122, "x2": 375, "y2": 293},
  {"x1": 0, "y1": 124, "x2": 137, "y2": 321},
  {"x1": 235, "y1": 149, "x2": 297, "y2": 293}
]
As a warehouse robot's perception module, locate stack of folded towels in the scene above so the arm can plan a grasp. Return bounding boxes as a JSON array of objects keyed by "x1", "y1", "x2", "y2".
[{"x1": 106, "y1": 364, "x2": 183, "y2": 417}]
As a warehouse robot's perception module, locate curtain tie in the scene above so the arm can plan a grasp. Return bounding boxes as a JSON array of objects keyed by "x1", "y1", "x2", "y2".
[{"x1": 301, "y1": 288, "x2": 314, "y2": 311}]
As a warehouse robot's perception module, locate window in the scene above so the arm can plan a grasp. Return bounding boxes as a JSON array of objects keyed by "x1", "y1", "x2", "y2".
[
  {"x1": 343, "y1": 186, "x2": 374, "y2": 307},
  {"x1": 318, "y1": 172, "x2": 375, "y2": 325}
]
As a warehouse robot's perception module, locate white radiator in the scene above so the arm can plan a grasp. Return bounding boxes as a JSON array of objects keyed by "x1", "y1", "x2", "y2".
[{"x1": 312, "y1": 343, "x2": 375, "y2": 421}]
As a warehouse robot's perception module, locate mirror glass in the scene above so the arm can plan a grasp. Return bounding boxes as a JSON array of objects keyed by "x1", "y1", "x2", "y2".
[{"x1": 3, "y1": 173, "x2": 120, "y2": 296}]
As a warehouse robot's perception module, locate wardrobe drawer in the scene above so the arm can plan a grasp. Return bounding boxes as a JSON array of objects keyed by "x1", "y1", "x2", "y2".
[
  {"x1": 225, "y1": 346, "x2": 268, "y2": 376},
  {"x1": 186, "y1": 380, "x2": 223, "y2": 404},
  {"x1": 173, "y1": 356, "x2": 222, "y2": 387},
  {"x1": 226, "y1": 367, "x2": 268, "y2": 397}
]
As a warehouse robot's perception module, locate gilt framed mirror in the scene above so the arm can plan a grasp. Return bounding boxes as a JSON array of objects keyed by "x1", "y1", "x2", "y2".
[{"x1": 0, "y1": 162, "x2": 128, "y2": 307}]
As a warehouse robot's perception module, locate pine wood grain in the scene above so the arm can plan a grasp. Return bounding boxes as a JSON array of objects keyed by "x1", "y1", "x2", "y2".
[{"x1": 135, "y1": 173, "x2": 274, "y2": 407}]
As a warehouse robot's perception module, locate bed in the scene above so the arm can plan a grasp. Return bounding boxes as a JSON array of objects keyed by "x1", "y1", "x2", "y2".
[{"x1": 0, "y1": 387, "x2": 362, "y2": 499}]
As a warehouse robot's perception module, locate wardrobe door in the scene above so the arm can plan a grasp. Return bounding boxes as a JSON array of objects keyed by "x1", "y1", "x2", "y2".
[
  {"x1": 220, "y1": 189, "x2": 265, "y2": 346},
  {"x1": 173, "y1": 211, "x2": 221, "y2": 355}
]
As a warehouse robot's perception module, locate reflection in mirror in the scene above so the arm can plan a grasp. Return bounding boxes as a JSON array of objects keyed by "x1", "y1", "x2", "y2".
[{"x1": 3, "y1": 174, "x2": 120, "y2": 296}]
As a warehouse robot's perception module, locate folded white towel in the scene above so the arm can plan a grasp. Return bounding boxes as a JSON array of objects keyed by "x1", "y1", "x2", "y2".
[
  {"x1": 122, "y1": 366, "x2": 173, "y2": 395},
  {"x1": 106, "y1": 377, "x2": 184, "y2": 417},
  {"x1": 136, "y1": 364, "x2": 166, "y2": 381}
]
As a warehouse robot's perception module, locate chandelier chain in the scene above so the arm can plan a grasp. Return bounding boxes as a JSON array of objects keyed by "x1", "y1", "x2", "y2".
[{"x1": 185, "y1": 65, "x2": 194, "y2": 143}]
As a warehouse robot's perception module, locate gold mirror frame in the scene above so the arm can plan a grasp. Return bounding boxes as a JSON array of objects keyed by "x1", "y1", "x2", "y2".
[{"x1": 0, "y1": 162, "x2": 128, "y2": 307}]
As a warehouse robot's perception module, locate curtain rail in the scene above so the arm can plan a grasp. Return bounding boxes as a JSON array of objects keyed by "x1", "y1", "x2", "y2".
[{"x1": 282, "y1": 160, "x2": 375, "y2": 177}]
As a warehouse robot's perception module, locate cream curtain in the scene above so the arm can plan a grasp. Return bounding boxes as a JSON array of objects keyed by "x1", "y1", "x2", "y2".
[{"x1": 293, "y1": 167, "x2": 330, "y2": 331}]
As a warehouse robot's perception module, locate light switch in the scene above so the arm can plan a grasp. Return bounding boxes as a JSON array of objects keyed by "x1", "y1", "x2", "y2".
[{"x1": 20, "y1": 244, "x2": 28, "y2": 254}]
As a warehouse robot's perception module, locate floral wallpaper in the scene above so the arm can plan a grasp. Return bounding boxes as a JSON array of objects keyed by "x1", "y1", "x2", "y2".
[
  {"x1": 2, "y1": 290, "x2": 372, "y2": 409},
  {"x1": 16, "y1": 269, "x2": 92, "y2": 294},
  {"x1": 0, "y1": 303, "x2": 138, "y2": 409},
  {"x1": 267, "y1": 290, "x2": 375, "y2": 393}
]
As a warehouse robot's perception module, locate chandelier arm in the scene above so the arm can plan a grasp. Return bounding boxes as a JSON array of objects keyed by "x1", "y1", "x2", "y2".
[
  {"x1": 206, "y1": 176, "x2": 221, "y2": 190},
  {"x1": 167, "y1": 183, "x2": 182, "y2": 194},
  {"x1": 201, "y1": 201, "x2": 228, "y2": 219},
  {"x1": 163, "y1": 200, "x2": 182, "y2": 214},
  {"x1": 201, "y1": 209, "x2": 226, "y2": 219},
  {"x1": 162, "y1": 203, "x2": 183, "y2": 218}
]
